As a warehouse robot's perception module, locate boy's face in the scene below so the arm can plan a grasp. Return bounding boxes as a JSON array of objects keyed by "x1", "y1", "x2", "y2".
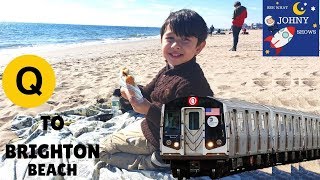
[{"x1": 161, "y1": 26, "x2": 206, "y2": 66}]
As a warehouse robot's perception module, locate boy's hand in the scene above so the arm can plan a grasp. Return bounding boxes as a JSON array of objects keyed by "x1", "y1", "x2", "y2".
[
  {"x1": 121, "y1": 88, "x2": 150, "y2": 115},
  {"x1": 130, "y1": 97, "x2": 151, "y2": 115},
  {"x1": 120, "y1": 87, "x2": 128, "y2": 100}
]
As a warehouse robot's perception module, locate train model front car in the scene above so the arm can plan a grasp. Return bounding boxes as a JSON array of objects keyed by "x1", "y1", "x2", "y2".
[{"x1": 160, "y1": 96, "x2": 320, "y2": 179}]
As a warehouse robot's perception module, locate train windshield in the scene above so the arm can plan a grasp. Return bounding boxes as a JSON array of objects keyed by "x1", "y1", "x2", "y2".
[
  {"x1": 164, "y1": 111, "x2": 181, "y2": 135},
  {"x1": 189, "y1": 112, "x2": 199, "y2": 130}
]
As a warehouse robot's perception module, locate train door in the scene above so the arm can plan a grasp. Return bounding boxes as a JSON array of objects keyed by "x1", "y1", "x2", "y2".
[
  {"x1": 265, "y1": 112, "x2": 271, "y2": 152},
  {"x1": 236, "y1": 111, "x2": 247, "y2": 156},
  {"x1": 229, "y1": 110, "x2": 236, "y2": 156},
  {"x1": 286, "y1": 115, "x2": 293, "y2": 151},
  {"x1": 307, "y1": 118, "x2": 312, "y2": 150},
  {"x1": 257, "y1": 112, "x2": 261, "y2": 152},
  {"x1": 274, "y1": 114, "x2": 279, "y2": 152},
  {"x1": 278, "y1": 114, "x2": 286, "y2": 152},
  {"x1": 318, "y1": 121, "x2": 320, "y2": 149},
  {"x1": 182, "y1": 108, "x2": 204, "y2": 155},
  {"x1": 293, "y1": 116, "x2": 301, "y2": 151},
  {"x1": 301, "y1": 118, "x2": 306, "y2": 150},
  {"x1": 312, "y1": 119, "x2": 317, "y2": 149},
  {"x1": 258, "y1": 112, "x2": 268, "y2": 153},
  {"x1": 248, "y1": 111, "x2": 258, "y2": 154}
]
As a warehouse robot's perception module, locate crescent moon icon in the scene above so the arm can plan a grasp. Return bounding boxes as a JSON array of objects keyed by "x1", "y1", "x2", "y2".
[{"x1": 293, "y1": 2, "x2": 306, "y2": 16}]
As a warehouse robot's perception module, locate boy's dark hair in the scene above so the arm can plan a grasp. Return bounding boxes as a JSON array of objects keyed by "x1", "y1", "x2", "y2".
[{"x1": 160, "y1": 9, "x2": 208, "y2": 46}]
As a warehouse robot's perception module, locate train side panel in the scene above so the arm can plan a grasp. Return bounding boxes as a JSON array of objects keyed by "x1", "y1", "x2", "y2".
[
  {"x1": 236, "y1": 110, "x2": 248, "y2": 156},
  {"x1": 292, "y1": 116, "x2": 301, "y2": 151},
  {"x1": 285, "y1": 115, "x2": 294, "y2": 152},
  {"x1": 312, "y1": 118, "x2": 318, "y2": 149},
  {"x1": 247, "y1": 111, "x2": 258, "y2": 155},
  {"x1": 257, "y1": 112, "x2": 268, "y2": 154},
  {"x1": 228, "y1": 110, "x2": 236, "y2": 157},
  {"x1": 307, "y1": 117, "x2": 313, "y2": 150},
  {"x1": 318, "y1": 120, "x2": 320, "y2": 149},
  {"x1": 277, "y1": 113, "x2": 286, "y2": 152}
]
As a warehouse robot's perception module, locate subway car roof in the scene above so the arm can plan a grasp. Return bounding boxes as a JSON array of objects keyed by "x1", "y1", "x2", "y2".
[
  {"x1": 216, "y1": 98, "x2": 269, "y2": 111},
  {"x1": 215, "y1": 97, "x2": 320, "y2": 118}
]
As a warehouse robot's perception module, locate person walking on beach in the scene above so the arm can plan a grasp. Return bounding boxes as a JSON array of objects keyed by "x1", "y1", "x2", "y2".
[
  {"x1": 230, "y1": 1, "x2": 247, "y2": 51},
  {"x1": 209, "y1": 25, "x2": 215, "y2": 36},
  {"x1": 98, "y1": 9, "x2": 213, "y2": 170}
]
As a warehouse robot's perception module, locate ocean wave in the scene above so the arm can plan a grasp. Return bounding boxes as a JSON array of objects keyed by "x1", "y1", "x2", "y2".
[{"x1": 0, "y1": 22, "x2": 161, "y2": 51}]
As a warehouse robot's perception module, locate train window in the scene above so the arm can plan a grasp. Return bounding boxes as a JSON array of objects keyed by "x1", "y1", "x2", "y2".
[
  {"x1": 189, "y1": 112, "x2": 199, "y2": 130},
  {"x1": 288, "y1": 116, "x2": 292, "y2": 132},
  {"x1": 237, "y1": 112, "x2": 244, "y2": 131},
  {"x1": 305, "y1": 118, "x2": 308, "y2": 133},
  {"x1": 298, "y1": 117, "x2": 301, "y2": 130},
  {"x1": 251, "y1": 113, "x2": 255, "y2": 131},
  {"x1": 261, "y1": 114, "x2": 265, "y2": 129},
  {"x1": 230, "y1": 111, "x2": 237, "y2": 134},
  {"x1": 164, "y1": 111, "x2": 180, "y2": 134},
  {"x1": 275, "y1": 114, "x2": 279, "y2": 131},
  {"x1": 295, "y1": 117, "x2": 299, "y2": 135},
  {"x1": 280, "y1": 115, "x2": 284, "y2": 132},
  {"x1": 309, "y1": 119, "x2": 311, "y2": 132}
]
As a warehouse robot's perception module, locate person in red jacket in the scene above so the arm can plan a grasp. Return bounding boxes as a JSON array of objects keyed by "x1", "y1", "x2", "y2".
[{"x1": 230, "y1": 1, "x2": 247, "y2": 51}]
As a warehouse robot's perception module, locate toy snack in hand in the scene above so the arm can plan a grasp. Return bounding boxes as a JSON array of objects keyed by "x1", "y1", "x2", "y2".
[
  {"x1": 119, "y1": 67, "x2": 143, "y2": 102},
  {"x1": 121, "y1": 68, "x2": 136, "y2": 86},
  {"x1": 122, "y1": 67, "x2": 129, "y2": 76},
  {"x1": 125, "y1": 75, "x2": 135, "y2": 86}
]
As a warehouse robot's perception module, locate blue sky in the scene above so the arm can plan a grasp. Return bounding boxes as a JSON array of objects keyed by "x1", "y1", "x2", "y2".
[{"x1": 0, "y1": 0, "x2": 262, "y2": 28}]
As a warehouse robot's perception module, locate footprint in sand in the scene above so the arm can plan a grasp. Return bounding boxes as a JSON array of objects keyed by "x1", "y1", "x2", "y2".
[
  {"x1": 55, "y1": 81, "x2": 70, "y2": 90},
  {"x1": 311, "y1": 71, "x2": 320, "y2": 76},
  {"x1": 261, "y1": 72, "x2": 272, "y2": 77},
  {"x1": 302, "y1": 78, "x2": 319, "y2": 88},
  {"x1": 253, "y1": 78, "x2": 272, "y2": 87},
  {"x1": 218, "y1": 85, "x2": 231, "y2": 90},
  {"x1": 306, "y1": 99, "x2": 319, "y2": 106},
  {"x1": 76, "y1": 85, "x2": 92, "y2": 91},
  {"x1": 231, "y1": 55, "x2": 240, "y2": 58},
  {"x1": 284, "y1": 72, "x2": 291, "y2": 76},
  {"x1": 146, "y1": 75, "x2": 153, "y2": 79},
  {"x1": 275, "y1": 78, "x2": 291, "y2": 87},
  {"x1": 225, "y1": 71, "x2": 235, "y2": 75}
]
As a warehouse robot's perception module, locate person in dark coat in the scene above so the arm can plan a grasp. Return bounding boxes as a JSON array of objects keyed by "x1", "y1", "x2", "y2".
[
  {"x1": 209, "y1": 25, "x2": 215, "y2": 36},
  {"x1": 230, "y1": 1, "x2": 247, "y2": 51}
]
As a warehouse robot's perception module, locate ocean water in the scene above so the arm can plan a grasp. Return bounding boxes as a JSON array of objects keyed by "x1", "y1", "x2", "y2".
[{"x1": 0, "y1": 22, "x2": 160, "y2": 50}]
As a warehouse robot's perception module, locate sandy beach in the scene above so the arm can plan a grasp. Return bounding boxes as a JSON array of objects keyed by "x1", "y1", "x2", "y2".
[
  {"x1": 1, "y1": 29, "x2": 319, "y2": 120},
  {"x1": 0, "y1": 29, "x2": 320, "y2": 177}
]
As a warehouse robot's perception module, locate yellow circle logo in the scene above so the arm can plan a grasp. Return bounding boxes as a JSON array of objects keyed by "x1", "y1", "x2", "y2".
[{"x1": 2, "y1": 55, "x2": 56, "y2": 108}]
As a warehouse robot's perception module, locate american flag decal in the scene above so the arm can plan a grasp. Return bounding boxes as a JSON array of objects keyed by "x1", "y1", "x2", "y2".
[{"x1": 205, "y1": 108, "x2": 220, "y2": 116}]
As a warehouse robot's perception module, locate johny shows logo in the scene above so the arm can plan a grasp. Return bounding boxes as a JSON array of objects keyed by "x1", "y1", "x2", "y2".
[{"x1": 263, "y1": 1, "x2": 319, "y2": 56}]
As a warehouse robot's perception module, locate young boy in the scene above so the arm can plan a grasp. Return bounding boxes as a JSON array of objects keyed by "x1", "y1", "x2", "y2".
[{"x1": 98, "y1": 9, "x2": 213, "y2": 170}]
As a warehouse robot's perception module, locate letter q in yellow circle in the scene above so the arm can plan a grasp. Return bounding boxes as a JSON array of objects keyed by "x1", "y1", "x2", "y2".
[{"x1": 2, "y1": 55, "x2": 55, "y2": 108}]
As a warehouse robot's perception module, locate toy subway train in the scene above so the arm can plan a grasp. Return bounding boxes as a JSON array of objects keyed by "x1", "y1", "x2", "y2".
[{"x1": 160, "y1": 96, "x2": 320, "y2": 179}]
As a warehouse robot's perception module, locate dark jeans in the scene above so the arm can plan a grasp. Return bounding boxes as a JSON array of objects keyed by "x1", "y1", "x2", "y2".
[{"x1": 232, "y1": 25, "x2": 242, "y2": 50}]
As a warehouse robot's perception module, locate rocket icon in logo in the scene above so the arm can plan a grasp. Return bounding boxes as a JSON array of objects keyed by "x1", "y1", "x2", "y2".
[{"x1": 264, "y1": 26, "x2": 296, "y2": 55}]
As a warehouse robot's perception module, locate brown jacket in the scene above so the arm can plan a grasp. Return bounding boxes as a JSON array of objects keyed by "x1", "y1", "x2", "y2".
[{"x1": 140, "y1": 57, "x2": 214, "y2": 148}]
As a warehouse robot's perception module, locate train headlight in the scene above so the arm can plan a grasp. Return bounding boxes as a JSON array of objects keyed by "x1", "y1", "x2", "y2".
[
  {"x1": 216, "y1": 139, "x2": 222, "y2": 146},
  {"x1": 173, "y1": 142, "x2": 180, "y2": 148},
  {"x1": 166, "y1": 140, "x2": 172, "y2": 146},
  {"x1": 207, "y1": 141, "x2": 214, "y2": 148}
]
